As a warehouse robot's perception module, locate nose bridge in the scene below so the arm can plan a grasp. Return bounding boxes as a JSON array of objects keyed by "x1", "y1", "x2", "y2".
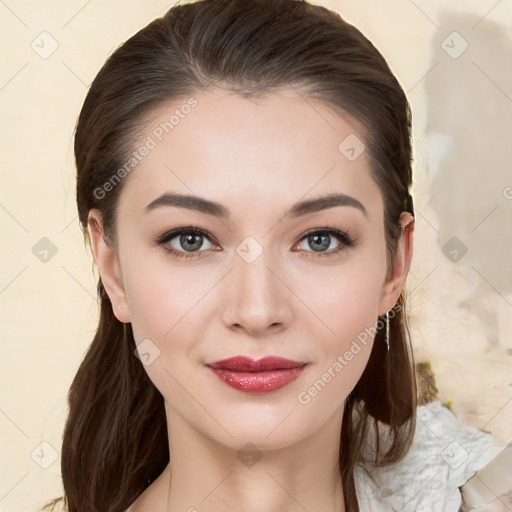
[{"x1": 222, "y1": 236, "x2": 291, "y2": 334}]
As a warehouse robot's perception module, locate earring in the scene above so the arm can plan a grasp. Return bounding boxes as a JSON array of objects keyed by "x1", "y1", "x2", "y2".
[{"x1": 385, "y1": 310, "x2": 390, "y2": 352}]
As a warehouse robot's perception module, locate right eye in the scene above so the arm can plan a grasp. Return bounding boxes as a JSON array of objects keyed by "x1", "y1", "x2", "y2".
[{"x1": 153, "y1": 227, "x2": 218, "y2": 259}]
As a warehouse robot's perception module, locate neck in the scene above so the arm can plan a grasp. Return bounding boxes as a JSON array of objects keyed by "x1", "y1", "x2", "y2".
[{"x1": 158, "y1": 402, "x2": 346, "y2": 512}]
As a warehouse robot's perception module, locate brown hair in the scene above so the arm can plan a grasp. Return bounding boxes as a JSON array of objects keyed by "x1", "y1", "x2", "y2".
[{"x1": 44, "y1": 0, "x2": 416, "y2": 510}]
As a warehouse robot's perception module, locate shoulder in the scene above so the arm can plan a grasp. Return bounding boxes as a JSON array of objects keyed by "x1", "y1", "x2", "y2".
[{"x1": 354, "y1": 401, "x2": 510, "y2": 511}]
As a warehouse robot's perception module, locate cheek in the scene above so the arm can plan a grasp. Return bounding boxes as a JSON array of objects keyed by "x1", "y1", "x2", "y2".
[
  {"x1": 123, "y1": 265, "x2": 200, "y2": 401},
  {"x1": 293, "y1": 250, "x2": 384, "y2": 355},
  {"x1": 123, "y1": 253, "x2": 209, "y2": 341},
  {"x1": 121, "y1": 251, "x2": 219, "y2": 382},
  {"x1": 292, "y1": 253, "x2": 385, "y2": 341},
  {"x1": 293, "y1": 260, "x2": 383, "y2": 411}
]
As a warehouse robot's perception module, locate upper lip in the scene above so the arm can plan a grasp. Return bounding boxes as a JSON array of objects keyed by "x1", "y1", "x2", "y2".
[{"x1": 206, "y1": 356, "x2": 307, "y2": 372}]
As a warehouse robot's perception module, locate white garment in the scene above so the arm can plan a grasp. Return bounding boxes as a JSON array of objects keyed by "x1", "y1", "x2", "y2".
[{"x1": 354, "y1": 401, "x2": 511, "y2": 511}]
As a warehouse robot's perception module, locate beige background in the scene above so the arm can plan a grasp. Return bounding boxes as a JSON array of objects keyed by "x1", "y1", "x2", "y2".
[{"x1": 1, "y1": 0, "x2": 511, "y2": 510}]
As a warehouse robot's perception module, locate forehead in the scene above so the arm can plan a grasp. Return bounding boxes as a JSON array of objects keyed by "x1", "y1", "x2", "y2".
[{"x1": 117, "y1": 87, "x2": 382, "y2": 221}]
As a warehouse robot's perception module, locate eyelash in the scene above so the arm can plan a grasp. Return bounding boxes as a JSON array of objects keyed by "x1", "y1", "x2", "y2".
[{"x1": 153, "y1": 225, "x2": 356, "y2": 260}]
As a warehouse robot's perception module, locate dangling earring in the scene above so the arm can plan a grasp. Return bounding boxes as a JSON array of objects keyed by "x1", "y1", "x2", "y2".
[{"x1": 385, "y1": 310, "x2": 390, "y2": 352}]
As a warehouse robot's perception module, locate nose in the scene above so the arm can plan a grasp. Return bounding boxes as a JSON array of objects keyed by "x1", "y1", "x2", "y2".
[{"x1": 221, "y1": 244, "x2": 293, "y2": 337}]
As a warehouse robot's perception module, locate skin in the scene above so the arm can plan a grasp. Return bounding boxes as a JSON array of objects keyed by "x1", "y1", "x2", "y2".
[{"x1": 87, "y1": 87, "x2": 414, "y2": 512}]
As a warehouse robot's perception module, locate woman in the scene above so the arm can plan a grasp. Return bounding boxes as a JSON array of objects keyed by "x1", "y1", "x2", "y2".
[{"x1": 43, "y1": 0, "x2": 510, "y2": 510}]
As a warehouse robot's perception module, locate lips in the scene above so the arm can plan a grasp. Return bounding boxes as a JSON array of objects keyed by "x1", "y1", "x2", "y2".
[
  {"x1": 206, "y1": 356, "x2": 307, "y2": 372},
  {"x1": 205, "y1": 356, "x2": 308, "y2": 394}
]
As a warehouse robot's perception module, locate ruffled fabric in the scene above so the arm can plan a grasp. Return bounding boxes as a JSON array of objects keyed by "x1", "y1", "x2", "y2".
[{"x1": 354, "y1": 401, "x2": 510, "y2": 511}]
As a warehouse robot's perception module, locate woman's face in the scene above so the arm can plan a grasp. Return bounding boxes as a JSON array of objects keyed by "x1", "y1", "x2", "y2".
[{"x1": 89, "y1": 87, "x2": 411, "y2": 451}]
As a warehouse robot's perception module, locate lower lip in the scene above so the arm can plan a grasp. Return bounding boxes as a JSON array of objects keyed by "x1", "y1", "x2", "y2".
[{"x1": 208, "y1": 366, "x2": 307, "y2": 393}]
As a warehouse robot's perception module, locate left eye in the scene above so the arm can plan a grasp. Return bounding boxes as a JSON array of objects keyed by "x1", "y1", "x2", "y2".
[{"x1": 295, "y1": 229, "x2": 352, "y2": 254}]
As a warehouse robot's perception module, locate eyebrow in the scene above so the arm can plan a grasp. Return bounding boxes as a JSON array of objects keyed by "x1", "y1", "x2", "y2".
[{"x1": 144, "y1": 191, "x2": 367, "y2": 219}]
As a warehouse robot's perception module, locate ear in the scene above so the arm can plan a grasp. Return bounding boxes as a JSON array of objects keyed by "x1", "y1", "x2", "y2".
[
  {"x1": 378, "y1": 211, "x2": 414, "y2": 316},
  {"x1": 87, "y1": 209, "x2": 131, "y2": 323}
]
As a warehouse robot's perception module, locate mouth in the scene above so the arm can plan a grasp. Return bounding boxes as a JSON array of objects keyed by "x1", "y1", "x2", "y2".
[{"x1": 205, "y1": 356, "x2": 309, "y2": 394}]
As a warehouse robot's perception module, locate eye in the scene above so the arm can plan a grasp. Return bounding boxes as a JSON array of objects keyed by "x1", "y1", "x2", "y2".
[
  {"x1": 153, "y1": 225, "x2": 355, "y2": 260},
  {"x1": 294, "y1": 227, "x2": 355, "y2": 257},
  {"x1": 153, "y1": 227, "x2": 217, "y2": 259}
]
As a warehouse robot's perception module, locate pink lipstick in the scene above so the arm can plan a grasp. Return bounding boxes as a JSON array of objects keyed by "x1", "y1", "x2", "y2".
[{"x1": 206, "y1": 356, "x2": 308, "y2": 394}]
